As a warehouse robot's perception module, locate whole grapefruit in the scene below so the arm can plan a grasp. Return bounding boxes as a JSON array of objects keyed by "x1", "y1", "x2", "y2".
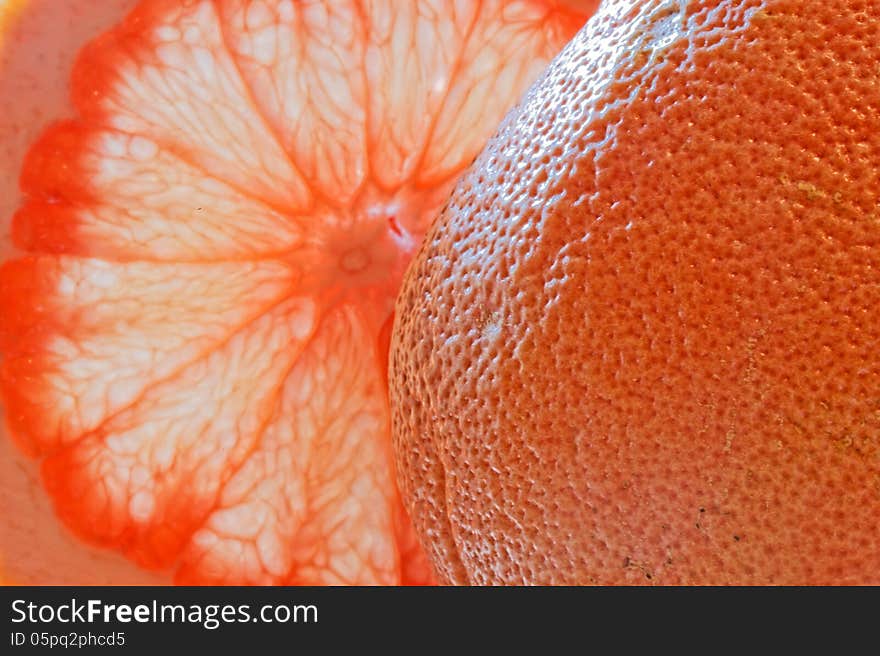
[
  {"x1": 0, "y1": 0, "x2": 594, "y2": 584},
  {"x1": 390, "y1": 0, "x2": 880, "y2": 584}
]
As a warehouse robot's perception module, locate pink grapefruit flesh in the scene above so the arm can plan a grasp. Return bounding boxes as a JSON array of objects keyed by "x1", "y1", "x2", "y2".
[{"x1": 0, "y1": 0, "x2": 593, "y2": 584}]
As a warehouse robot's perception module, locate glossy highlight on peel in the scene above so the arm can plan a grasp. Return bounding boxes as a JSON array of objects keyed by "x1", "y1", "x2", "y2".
[{"x1": 0, "y1": 0, "x2": 594, "y2": 585}]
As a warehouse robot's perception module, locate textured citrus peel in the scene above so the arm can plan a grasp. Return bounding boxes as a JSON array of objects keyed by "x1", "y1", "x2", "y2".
[{"x1": 391, "y1": 0, "x2": 880, "y2": 584}]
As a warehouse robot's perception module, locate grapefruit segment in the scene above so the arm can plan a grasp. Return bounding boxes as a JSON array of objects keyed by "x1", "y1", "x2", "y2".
[
  {"x1": 0, "y1": 256, "x2": 296, "y2": 453},
  {"x1": 362, "y1": 0, "x2": 478, "y2": 191},
  {"x1": 15, "y1": 122, "x2": 303, "y2": 260},
  {"x1": 1, "y1": 0, "x2": 595, "y2": 583},
  {"x1": 179, "y1": 305, "x2": 397, "y2": 584},
  {"x1": 42, "y1": 294, "x2": 316, "y2": 570},
  {"x1": 414, "y1": 1, "x2": 584, "y2": 187},
  {"x1": 217, "y1": 0, "x2": 368, "y2": 204},
  {"x1": 71, "y1": 0, "x2": 310, "y2": 211}
]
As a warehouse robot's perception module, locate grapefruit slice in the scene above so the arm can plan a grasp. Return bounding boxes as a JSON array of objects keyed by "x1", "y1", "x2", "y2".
[{"x1": 0, "y1": 0, "x2": 591, "y2": 584}]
